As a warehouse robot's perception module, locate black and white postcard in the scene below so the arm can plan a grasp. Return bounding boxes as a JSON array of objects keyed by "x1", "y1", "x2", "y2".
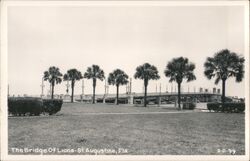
[{"x1": 1, "y1": 0, "x2": 249, "y2": 161}]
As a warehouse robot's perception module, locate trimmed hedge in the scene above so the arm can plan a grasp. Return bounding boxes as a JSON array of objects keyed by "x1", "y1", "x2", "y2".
[
  {"x1": 8, "y1": 97, "x2": 63, "y2": 116},
  {"x1": 42, "y1": 99, "x2": 63, "y2": 115},
  {"x1": 8, "y1": 97, "x2": 43, "y2": 116},
  {"x1": 183, "y1": 102, "x2": 196, "y2": 110},
  {"x1": 207, "y1": 103, "x2": 245, "y2": 113}
]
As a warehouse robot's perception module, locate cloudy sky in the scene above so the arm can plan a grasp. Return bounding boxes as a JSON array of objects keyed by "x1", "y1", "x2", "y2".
[{"x1": 8, "y1": 4, "x2": 246, "y2": 97}]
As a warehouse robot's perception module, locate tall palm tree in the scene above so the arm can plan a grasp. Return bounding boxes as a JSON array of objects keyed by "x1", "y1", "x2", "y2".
[
  {"x1": 204, "y1": 49, "x2": 244, "y2": 107},
  {"x1": 63, "y1": 69, "x2": 83, "y2": 103},
  {"x1": 84, "y1": 65, "x2": 105, "y2": 104},
  {"x1": 134, "y1": 63, "x2": 160, "y2": 107},
  {"x1": 43, "y1": 66, "x2": 63, "y2": 99},
  {"x1": 108, "y1": 69, "x2": 129, "y2": 105},
  {"x1": 164, "y1": 57, "x2": 196, "y2": 110}
]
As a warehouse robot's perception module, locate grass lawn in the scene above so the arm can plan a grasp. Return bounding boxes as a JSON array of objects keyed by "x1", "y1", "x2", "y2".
[{"x1": 8, "y1": 103, "x2": 245, "y2": 155}]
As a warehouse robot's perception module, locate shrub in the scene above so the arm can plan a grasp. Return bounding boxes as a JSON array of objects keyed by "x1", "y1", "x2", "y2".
[
  {"x1": 8, "y1": 97, "x2": 63, "y2": 116},
  {"x1": 8, "y1": 97, "x2": 43, "y2": 116},
  {"x1": 183, "y1": 102, "x2": 196, "y2": 110},
  {"x1": 207, "y1": 102, "x2": 245, "y2": 113},
  {"x1": 42, "y1": 99, "x2": 63, "y2": 115},
  {"x1": 207, "y1": 103, "x2": 221, "y2": 112}
]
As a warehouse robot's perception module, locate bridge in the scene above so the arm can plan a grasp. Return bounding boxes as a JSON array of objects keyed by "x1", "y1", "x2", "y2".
[{"x1": 71, "y1": 92, "x2": 223, "y2": 105}]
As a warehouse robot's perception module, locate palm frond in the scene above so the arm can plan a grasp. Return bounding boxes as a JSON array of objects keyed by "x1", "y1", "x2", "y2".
[
  {"x1": 43, "y1": 66, "x2": 63, "y2": 84},
  {"x1": 204, "y1": 49, "x2": 245, "y2": 85},
  {"x1": 165, "y1": 57, "x2": 196, "y2": 84},
  {"x1": 134, "y1": 63, "x2": 160, "y2": 82},
  {"x1": 65, "y1": 69, "x2": 83, "y2": 81},
  {"x1": 108, "y1": 69, "x2": 129, "y2": 86},
  {"x1": 84, "y1": 65, "x2": 105, "y2": 81}
]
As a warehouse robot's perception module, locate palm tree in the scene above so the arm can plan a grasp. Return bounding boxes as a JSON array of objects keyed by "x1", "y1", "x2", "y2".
[
  {"x1": 43, "y1": 66, "x2": 63, "y2": 99},
  {"x1": 84, "y1": 65, "x2": 105, "y2": 104},
  {"x1": 204, "y1": 49, "x2": 244, "y2": 108},
  {"x1": 108, "y1": 69, "x2": 129, "y2": 105},
  {"x1": 134, "y1": 63, "x2": 160, "y2": 107},
  {"x1": 164, "y1": 57, "x2": 196, "y2": 110},
  {"x1": 63, "y1": 69, "x2": 83, "y2": 103}
]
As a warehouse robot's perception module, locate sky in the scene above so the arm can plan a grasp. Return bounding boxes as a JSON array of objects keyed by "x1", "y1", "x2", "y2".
[{"x1": 7, "y1": 4, "x2": 246, "y2": 98}]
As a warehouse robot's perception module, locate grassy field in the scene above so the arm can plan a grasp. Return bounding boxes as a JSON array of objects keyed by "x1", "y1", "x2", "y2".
[{"x1": 8, "y1": 103, "x2": 245, "y2": 155}]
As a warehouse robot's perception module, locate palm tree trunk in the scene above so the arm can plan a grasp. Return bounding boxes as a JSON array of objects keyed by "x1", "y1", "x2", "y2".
[
  {"x1": 177, "y1": 83, "x2": 181, "y2": 110},
  {"x1": 222, "y1": 79, "x2": 226, "y2": 111},
  {"x1": 116, "y1": 85, "x2": 119, "y2": 105},
  {"x1": 71, "y1": 81, "x2": 74, "y2": 103},
  {"x1": 51, "y1": 84, "x2": 54, "y2": 99},
  {"x1": 93, "y1": 86, "x2": 95, "y2": 104},
  {"x1": 144, "y1": 85, "x2": 147, "y2": 107},
  {"x1": 93, "y1": 79, "x2": 96, "y2": 104}
]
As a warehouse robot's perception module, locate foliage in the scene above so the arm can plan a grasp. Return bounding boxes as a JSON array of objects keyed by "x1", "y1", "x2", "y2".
[
  {"x1": 164, "y1": 57, "x2": 196, "y2": 109},
  {"x1": 84, "y1": 65, "x2": 105, "y2": 81},
  {"x1": 43, "y1": 66, "x2": 63, "y2": 99},
  {"x1": 134, "y1": 63, "x2": 160, "y2": 107},
  {"x1": 207, "y1": 102, "x2": 245, "y2": 113},
  {"x1": 8, "y1": 97, "x2": 43, "y2": 116},
  {"x1": 8, "y1": 97, "x2": 63, "y2": 116},
  {"x1": 84, "y1": 65, "x2": 105, "y2": 104},
  {"x1": 108, "y1": 69, "x2": 129, "y2": 86},
  {"x1": 164, "y1": 57, "x2": 196, "y2": 84},
  {"x1": 204, "y1": 49, "x2": 245, "y2": 84},
  {"x1": 204, "y1": 49, "x2": 244, "y2": 104},
  {"x1": 42, "y1": 99, "x2": 63, "y2": 115},
  {"x1": 134, "y1": 63, "x2": 160, "y2": 83},
  {"x1": 63, "y1": 69, "x2": 83, "y2": 82}
]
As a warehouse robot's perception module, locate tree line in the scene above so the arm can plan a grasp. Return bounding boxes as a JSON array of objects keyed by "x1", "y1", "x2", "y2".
[{"x1": 43, "y1": 49, "x2": 245, "y2": 109}]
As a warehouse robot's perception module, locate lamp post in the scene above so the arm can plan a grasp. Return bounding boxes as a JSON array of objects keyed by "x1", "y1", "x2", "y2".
[
  {"x1": 103, "y1": 78, "x2": 109, "y2": 103},
  {"x1": 81, "y1": 79, "x2": 84, "y2": 102},
  {"x1": 8, "y1": 84, "x2": 9, "y2": 97},
  {"x1": 129, "y1": 78, "x2": 132, "y2": 94},
  {"x1": 66, "y1": 80, "x2": 70, "y2": 95},
  {"x1": 40, "y1": 77, "x2": 45, "y2": 98},
  {"x1": 158, "y1": 83, "x2": 161, "y2": 107}
]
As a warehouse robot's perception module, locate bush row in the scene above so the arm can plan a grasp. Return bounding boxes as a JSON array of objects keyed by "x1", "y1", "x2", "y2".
[
  {"x1": 8, "y1": 97, "x2": 43, "y2": 116},
  {"x1": 42, "y1": 99, "x2": 63, "y2": 115},
  {"x1": 207, "y1": 103, "x2": 245, "y2": 113},
  {"x1": 8, "y1": 97, "x2": 63, "y2": 116}
]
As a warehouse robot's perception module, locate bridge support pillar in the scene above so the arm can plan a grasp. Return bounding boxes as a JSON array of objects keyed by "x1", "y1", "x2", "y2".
[
  {"x1": 129, "y1": 95, "x2": 134, "y2": 105},
  {"x1": 115, "y1": 98, "x2": 117, "y2": 105},
  {"x1": 158, "y1": 96, "x2": 161, "y2": 107}
]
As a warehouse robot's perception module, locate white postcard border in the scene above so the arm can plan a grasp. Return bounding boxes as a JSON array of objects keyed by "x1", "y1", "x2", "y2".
[{"x1": 1, "y1": 1, "x2": 249, "y2": 161}]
